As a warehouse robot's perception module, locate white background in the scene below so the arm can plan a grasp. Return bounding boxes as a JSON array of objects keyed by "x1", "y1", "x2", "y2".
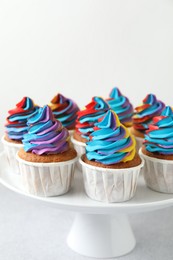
[
  {"x1": 0, "y1": 0, "x2": 173, "y2": 147},
  {"x1": 0, "y1": 2, "x2": 173, "y2": 259}
]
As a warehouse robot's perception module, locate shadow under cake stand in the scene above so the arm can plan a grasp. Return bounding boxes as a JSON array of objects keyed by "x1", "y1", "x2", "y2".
[{"x1": 0, "y1": 152, "x2": 173, "y2": 259}]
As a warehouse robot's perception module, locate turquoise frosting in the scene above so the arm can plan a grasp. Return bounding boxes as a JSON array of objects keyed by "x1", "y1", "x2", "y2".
[
  {"x1": 23, "y1": 105, "x2": 69, "y2": 155},
  {"x1": 144, "y1": 106, "x2": 173, "y2": 154},
  {"x1": 76, "y1": 97, "x2": 110, "y2": 141},
  {"x1": 107, "y1": 87, "x2": 133, "y2": 126},
  {"x1": 50, "y1": 93, "x2": 79, "y2": 130},
  {"x1": 5, "y1": 97, "x2": 38, "y2": 140},
  {"x1": 86, "y1": 110, "x2": 136, "y2": 165},
  {"x1": 132, "y1": 94, "x2": 165, "y2": 131}
]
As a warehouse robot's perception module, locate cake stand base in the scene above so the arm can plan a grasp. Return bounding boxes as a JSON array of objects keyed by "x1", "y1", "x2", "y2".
[{"x1": 67, "y1": 213, "x2": 136, "y2": 258}]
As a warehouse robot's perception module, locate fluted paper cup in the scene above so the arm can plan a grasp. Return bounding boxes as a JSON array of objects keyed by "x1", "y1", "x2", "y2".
[
  {"x1": 16, "y1": 153, "x2": 78, "y2": 197},
  {"x1": 139, "y1": 148, "x2": 173, "y2": 193},
  {"x1": 71, "y1": 136, "x2": 86, "y2": 170},
  {"x1": 79, "y1": 157, "x2": 144, "y2": 203},
  {"x1": 1, "y1": 135, "x2": 23, "y2": 174}
]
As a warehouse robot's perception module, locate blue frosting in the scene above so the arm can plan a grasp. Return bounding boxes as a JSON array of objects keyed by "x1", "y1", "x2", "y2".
[
  {"x1": 144, "y1": 106, "x2": 173, "y2": 154},
  {"x1": 132, "y1": 94, "x2": 165, "y2": 131},
  {"x1": 23, "y1": 105, "x2": 69, "y2": 155},
  {"x1": 86, "y1": 110, "x2": 136, "y2": 165},
  {"x1": 107, "y1": 87, "x2": 133, "y2": 126},
  {"x1": 76, "y1": 96, "x2": 110, "y2": 141},
  {"x1": 5, "y1": 97, "x2": 38, "y2": 140},
  {"x1": 50, "y1": 93, "x2": 79, "y2": 130}
]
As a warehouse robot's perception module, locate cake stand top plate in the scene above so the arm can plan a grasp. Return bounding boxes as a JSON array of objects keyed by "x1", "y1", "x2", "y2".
[{"x1": 1, "y1": 152, "x2": 173, "y2": 214}]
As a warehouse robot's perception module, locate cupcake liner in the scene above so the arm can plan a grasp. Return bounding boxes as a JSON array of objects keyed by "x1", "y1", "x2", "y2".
[
  {"x1": 71, "y1": 136, "x2": 86, "y2": 155},
  {"x1": 16, "y1": 153, "x2": 78, "y2": 197},
  {"x1": 71, "y1": 136, "x2": 86, "y2": 170},
  {"x1": 1, "y1": 135, "x2": 23, "y2": 174},
  {"x1": 79, "y1": 158, "x2": 144, "y2": 203},
  {"x1": 139, "y1": 148, "x2": 173, "y2": 193}
]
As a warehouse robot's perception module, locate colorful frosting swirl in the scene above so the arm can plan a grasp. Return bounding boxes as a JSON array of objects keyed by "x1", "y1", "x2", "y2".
[
  {"x1": 5, "y1": 97, "x2": 38, "y2": 141},
  {"x1": 144, "y1": 106, "x2": 173, "y2": 155},
  {"x1": 23, "y1": 105, "x2": 69, "y2": 155},
  {"x1": 86, "y1": 110, "x2": 136, "y2": 165},
  {"x1": 132, "y1": 94, "x2": 165, "y2": 131},
  {"x1": 49, "y1": 93, "x2": 79, "y2": 130},
  {"x1": 106, "y1": 87, "x2": 134, "y2": 127},
  {"x1": 75, "y1": 97, "x2": 110, "y2": 141}
]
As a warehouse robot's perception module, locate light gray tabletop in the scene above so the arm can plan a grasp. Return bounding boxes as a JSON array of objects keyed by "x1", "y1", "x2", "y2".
[{"x1": 0, "y1": 184, "x2": 173, "y2": 260}]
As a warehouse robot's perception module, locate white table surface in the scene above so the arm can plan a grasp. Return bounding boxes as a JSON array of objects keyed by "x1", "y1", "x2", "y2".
[{"x1": 0, "y1": 184, "x2": 173, "y2": 260}]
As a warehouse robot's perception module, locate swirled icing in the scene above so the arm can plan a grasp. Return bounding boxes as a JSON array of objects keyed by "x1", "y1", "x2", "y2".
[
  {"x1": 5, "y1": 97, "x2": 38, "y2": 140},
  {"x1": 86, "y1": 110, "x2": 136, "y2": 165},
  {"x1": 23, "y1": 105, "x2": 69, "y2": 155},
  {"x1": 49, "y1": 93, "x2": 79, "y2": 130},
  {"x1": 144, "y1": 106, "x2": 173, "y2": 155},
  {"x1": 132, "y1": 94, "x2": 165, "y2": 131},
  {"x1": 75, "y1": 97, "x2": 110, "y2": 141},
  {"x1": 106, "y1": 87, "x2": 133, "y2": 127}
]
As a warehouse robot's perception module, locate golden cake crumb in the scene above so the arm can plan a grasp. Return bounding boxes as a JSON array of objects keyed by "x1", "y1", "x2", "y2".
[
  {"x1": 142, "y1": 146, "x2": 173, "y2": 160},
  {"x1": 82, "y1": 153, "x2": 141, "y2": 169},
  {"x1": 18, "y1": 148, "x2": 77, "y2": 163}
]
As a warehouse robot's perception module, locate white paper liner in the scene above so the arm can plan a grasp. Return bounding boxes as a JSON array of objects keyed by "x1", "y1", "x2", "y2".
[
  {"x1": 1, "y1": 135, "x2": 23, "y2": 174},
  {"x1": 79, "y1": 158, "x2": 144, "y2": 203},
  {"x1": 71, "y1": 136, "x2": 86, "y2": 170},
  {"x1": 16, "y1": 153, "x2": 78, "y2": 197},
  {"x1": 139, "y1": 148, "x2": 173, "y2": 193}
]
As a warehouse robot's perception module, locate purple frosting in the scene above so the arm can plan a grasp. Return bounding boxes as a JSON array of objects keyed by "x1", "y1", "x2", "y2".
[{"x1": 23, "y1": 105, "x2": 69, "y2": 155}]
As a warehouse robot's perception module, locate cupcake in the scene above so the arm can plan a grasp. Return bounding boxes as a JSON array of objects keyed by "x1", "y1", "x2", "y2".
[
  {"x1": 106, "y1": 87, "x2": 134, "y2": 127},
  {"x1": 131, "y1": 94, "x2": 165, "y2": 151},
  {"x1": 16, "y1": 105, "x2": 77, "y2": 197},
  {"x1": 139, "y1": 106, "x2": 173, "y2": 193},
  {"x1": 79, "y1": 110, "x2": 144, "y2": 202},
  {"x1": 49, "y1": 93, "x2": 79, "y2": 136},
  {"x1": 2, "y1": 97, "x2": 38, "y2": 174},
  {"x1": 71, "y1": 96, "x2": 110, "y2": 158}
]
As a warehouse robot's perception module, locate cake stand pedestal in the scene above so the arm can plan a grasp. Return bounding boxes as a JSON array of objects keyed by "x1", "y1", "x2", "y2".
[
  {"x1": 67, "y1": 213, "x2": 135, "y2": 258},
  {"x1": 1, "y1": 152, "x2": 173, "y2": 258}
]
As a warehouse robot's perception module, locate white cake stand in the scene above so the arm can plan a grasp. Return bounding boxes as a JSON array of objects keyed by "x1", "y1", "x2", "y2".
[{"x1": 1, "y1": 152, "x2": 173, "y2": 258}]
